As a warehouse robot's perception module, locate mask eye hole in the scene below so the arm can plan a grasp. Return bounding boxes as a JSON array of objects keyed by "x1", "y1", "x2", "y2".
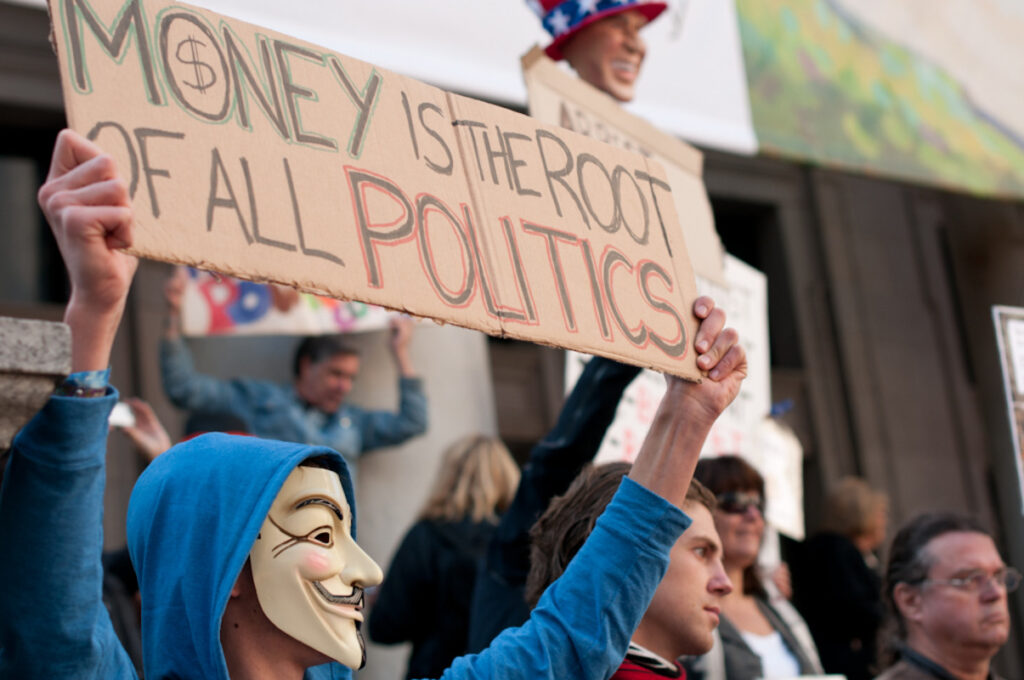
[{"x1": 305, "y1": 526, "x2": 333, "y2": 547}]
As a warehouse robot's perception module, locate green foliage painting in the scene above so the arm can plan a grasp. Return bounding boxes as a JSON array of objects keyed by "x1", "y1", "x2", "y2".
[{"x1": 737, "y1": 0, "x2": 1024, "y2": 198}]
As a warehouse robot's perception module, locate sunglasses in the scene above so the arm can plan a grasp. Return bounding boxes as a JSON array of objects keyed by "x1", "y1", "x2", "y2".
[{"x1": 716, "y1": 491, "x2": 765, "y2": 516}]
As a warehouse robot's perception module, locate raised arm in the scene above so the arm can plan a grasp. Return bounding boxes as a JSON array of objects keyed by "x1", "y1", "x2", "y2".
[
  {"x1": 388, "y1": 316, "x2": 418, "y2": 379},
  {"x1": 355, "y1": 317, "x2": 429, "y2": 452},
  {"x1": 466, "y1": 356, "x2": 640, "y2": 652},
  {"x1": 41, "y1": 129, "x2": 136, "y2": 373},
  {"x1": 0, "y1": 129, "x2": 138, "y2": 678},
  {"x1": 629, "y1": 296, "x2": 746, "y2": 508},
  {"x1": 441, "y1": 297, "x2": 745, "y2": 680}
]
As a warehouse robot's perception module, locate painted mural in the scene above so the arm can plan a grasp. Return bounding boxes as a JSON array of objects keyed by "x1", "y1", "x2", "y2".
[{"x1": 737, "y1": 0, "x2": 1024, "y2": 198}]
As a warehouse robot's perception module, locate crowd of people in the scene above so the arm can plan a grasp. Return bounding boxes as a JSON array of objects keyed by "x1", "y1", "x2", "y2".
[{"x1": 0, "y1": 1, "x2": 1018, "y2": 679}]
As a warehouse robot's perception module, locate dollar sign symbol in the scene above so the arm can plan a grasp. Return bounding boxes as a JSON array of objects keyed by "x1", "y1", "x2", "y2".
[{"x1": 176, "y1": 35, "x2": 217, "y2": 94}]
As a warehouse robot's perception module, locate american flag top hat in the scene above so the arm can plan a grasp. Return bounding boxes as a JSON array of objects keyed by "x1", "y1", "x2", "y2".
[{"x1": 529, "y1": 0, "x2": 667, "y2": 60}]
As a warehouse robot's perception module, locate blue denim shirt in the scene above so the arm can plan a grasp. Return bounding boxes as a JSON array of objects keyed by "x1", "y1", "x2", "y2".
[{"x1": 159, "y1": 337, "x2": 428, "y2": 472}]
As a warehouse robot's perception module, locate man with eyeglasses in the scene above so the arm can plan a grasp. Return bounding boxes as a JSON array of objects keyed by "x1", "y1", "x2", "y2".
[{"x1": 879, "y1": 512, "x2": 1018, "y2": 680}]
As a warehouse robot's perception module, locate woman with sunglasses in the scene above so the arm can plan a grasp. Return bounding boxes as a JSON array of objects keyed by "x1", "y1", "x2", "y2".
[{"x1": 684, "y1": 455, "x2": 823, "y2": 679}]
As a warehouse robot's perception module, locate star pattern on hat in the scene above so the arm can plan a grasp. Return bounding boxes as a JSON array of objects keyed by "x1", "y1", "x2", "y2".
[
  {"x1": 549, "y1": 8, "x2": 571, "y2": 35},
  {"x1": 541, "y1": 0, "x2": 654, "y2": 38}
]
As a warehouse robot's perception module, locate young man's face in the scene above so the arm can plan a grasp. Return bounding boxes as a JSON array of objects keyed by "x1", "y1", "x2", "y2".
[
  {"x1": 296, "y1": 353, "x2": 361, "y2": 414},
  {"x1": 632, "y1": 502, "x2": 732, "y2": 659},
  {"x1": 562, "y1": 9, "x2": 649, "y2": 102},
  {"x1": 903, "y1": 531, "x2": 1011, "y2": 659},
  {"x1": 249, "y1": 466, "x2": 383, "y2": 669}
]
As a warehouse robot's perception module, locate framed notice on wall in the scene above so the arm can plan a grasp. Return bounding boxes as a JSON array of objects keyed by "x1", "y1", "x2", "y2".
[{"x1": 993, "y1": 305, "x2": 1024, "y2": 513}]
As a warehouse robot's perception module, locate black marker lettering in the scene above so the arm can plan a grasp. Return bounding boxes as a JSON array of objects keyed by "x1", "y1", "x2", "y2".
[
  {"x1": 274, "y1": 41, "x2": 337, "y2": 150},
  {"x1": 577, "y1": 153, "x2": 618, "y2": 233},
  {"x1": 603, "y1": 248, "x2": 647, "y2": 346},
  {"x1": 635, "y1": 169, "x2": 673, "y2": 256},
  {"x1": 346, "y1": 169, "x2": 414, "y2": 288},
  {"x1": 613, "y1": 166, "x2": 649, "y2": 245},
  {"x1": 522, "y1": 221, "x2": 579, "y2": 331},
  {"x1": 580, "y1": 239, "x2": 612, "y2": 340},
  {"x1": 401, "y1": 91, "x2": 420, "y2": 160},
  {"x1": 206, "y1": 148, "x2": 252, "y2": 243},
  {"x1": 482, "y1": 126, "x2": 513, "y2": 189},
  {"x1": 63, "y1": 0, "x2": 161, "y2": 103},
  {"x1": 159, "y1": 12, "x2": 230, "y2": 122},
  {"x1": 452, "y1": 119, "x2": 487, "y2": 182},
  {"x1": 223, "y1": 28, "x2": 289, "y2": 139},
  {"x1": 418, "y1": 103, "x2": 453, "y2": 176},
  {"x1": 86, "y1": 121, "x2": 139, "y2": 199},
  {"x1": 239, "y1": 157, "x2": 296, "y2": 252},
  {"x1": 536, "y1": 129, "x2": 588, "y2": 228},
  {"x1": 282, "y1": 158, "x2": 344, "y2": 266},
  {"x1": 501, "y1": 217, "x2": 536, "y2": 322},
  {"x1": 464, "y1": 208, "x2": 526, "y2": 322},
  {"x1": 503, "y1": 131, "x2": 540, "y2": 197},
  {"x1": 327, "y1": 56, "x2": 381, "y2": 158},
  {"x1": 416, "y1": 195, "x2": 476, "y2": 306},
  {"x1": 638, "y1": 261, "x2": 686, "y2": 357},
  {"x1": 134, "y1": 127, "x2": 184, "y2": 218}
]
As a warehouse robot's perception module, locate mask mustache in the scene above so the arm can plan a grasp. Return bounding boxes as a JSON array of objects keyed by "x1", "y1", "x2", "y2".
[{"x1": 313, "y1": 581, "x2": 364, "y2": 606}]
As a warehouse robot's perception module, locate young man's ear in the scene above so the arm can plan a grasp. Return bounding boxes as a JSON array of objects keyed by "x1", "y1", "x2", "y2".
[
  {"x1": 230, "y1": 560, "x2": 254, "y2": 599},
  {"x1": 893, "y1": 582, "x2": 923, "y2": 623}
]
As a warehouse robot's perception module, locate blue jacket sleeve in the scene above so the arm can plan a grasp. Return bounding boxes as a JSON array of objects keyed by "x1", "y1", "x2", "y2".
[
  {"x1": 0, "y1": 391, "x2": 137, "y2": 679},
  {"x1": 354, "y1": 376, "x2": 428, "y2": 454},
  {"x1": 435, "y1": 478, "x2": 690, "y2": 680}
]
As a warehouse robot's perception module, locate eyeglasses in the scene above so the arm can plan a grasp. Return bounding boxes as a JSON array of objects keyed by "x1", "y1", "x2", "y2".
[
  {"x1": 716, "y1": 491, "x2": 765, "y2": 516},
  {"x1": 917, "y1": 567, "x2": 1022, "y2": 594}
]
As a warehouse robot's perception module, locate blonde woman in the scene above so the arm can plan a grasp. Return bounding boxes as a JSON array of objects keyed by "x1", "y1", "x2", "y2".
[{"x1": 368, "y1": 435, "x2": 520, "y2": 679}]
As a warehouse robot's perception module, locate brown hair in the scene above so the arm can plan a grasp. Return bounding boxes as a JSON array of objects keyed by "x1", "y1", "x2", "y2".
[
  {"x1": 418, "y1": 434, "x2": 520, "y2": 523},
  {"x1": 525, "y1": 462, "x2": 715, "y2": 608},
  {"x1": 292, "y1": 335, "x2": 359, "y2": 377},
  {"x1": 693, "y1": 455, "x2": 766, "y2": 598},
  {"x1": 821, "y1": 476, "x2": 888, "y2": 540}
]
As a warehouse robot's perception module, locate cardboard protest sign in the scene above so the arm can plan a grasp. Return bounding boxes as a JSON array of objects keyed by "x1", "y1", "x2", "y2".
[
  {"x1": 49, "y1": 0, "x2": 704, "y2": 379},
  {"x1": 521, "y1": 46, "x2": 726, "y2": 285},
  {"x1": 565, "y1": 255, "x2": 771, "y2": 462},
  {"x1": 180, "y1": 269, "x2": 393, "y2": 336}
]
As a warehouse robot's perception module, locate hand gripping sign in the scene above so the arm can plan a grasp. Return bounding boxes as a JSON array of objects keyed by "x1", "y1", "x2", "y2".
[{"x1": 49, "y1": 0, "x2": 704, "y2": 379}]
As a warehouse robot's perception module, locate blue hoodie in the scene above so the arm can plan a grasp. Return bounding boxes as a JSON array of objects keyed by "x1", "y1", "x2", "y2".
[
  {"x1": 127, "y1": 431, "x2": 356, "y2": 680},
  {"x1": 0, "y1": 390, "x2": 689, "y2": 680}
]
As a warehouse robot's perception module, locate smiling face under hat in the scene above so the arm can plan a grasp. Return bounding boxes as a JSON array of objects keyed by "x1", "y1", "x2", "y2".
[{"x1": 530, "y1": 0, "x2": 666, "y2": 102}]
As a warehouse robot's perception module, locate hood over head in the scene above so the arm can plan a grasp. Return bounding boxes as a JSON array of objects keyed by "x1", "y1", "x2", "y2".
[{"x1": 126, "y1": 433, "x2": 357, "y2": 680}]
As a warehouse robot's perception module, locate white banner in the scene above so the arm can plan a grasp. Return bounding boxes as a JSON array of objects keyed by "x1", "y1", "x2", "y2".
[{"x1": 993, "y1": 305, "x2": 1024, "y2": 514}]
